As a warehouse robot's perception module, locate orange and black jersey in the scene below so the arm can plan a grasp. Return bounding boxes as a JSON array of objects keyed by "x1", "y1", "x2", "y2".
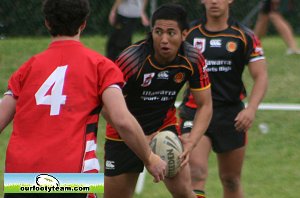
[
  {"x1": 182, "y1": 17, "x2": 265, "y2": 108},
  {"x1": 106, "y1": 38, "x2": 210, "y2": 139}
]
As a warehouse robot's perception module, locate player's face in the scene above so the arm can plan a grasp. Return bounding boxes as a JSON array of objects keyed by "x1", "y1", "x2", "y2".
[
  {"x1": 202, "y1": 0, "x2": 232, "y2": 18},
  {"x1": 152, "y1": 20, "x2": 187, "y2": 65}
]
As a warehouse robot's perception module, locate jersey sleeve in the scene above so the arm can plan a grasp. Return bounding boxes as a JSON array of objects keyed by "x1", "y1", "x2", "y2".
[
  {"x1": 97, "y1": 58, "x2": 124, "y2": 97},
  {"x1": 115, "y1": 42, "x2": 146, "y2": 95},
  {"x1": 115, "y1": 42, "x2": 145, "y2": 82},
  {"x1": 7, "y1": 57, "x2": 35, "y2": 99},
  {"x1": 245, "y1": 30, "x2": 265, "y2": 64},
  {"x1": 184, "y1": 43, "x2": 210, "y2": 91}
]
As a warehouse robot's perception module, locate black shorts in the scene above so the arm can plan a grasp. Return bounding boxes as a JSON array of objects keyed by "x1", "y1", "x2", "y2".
[
  {"x1": 4, "y1": 193, "x2": 87, "y2": 198},
  {"x1": 261, "y1": 0, "x2": 280, "y2": 13},
  {"x1": 104, "y1": 126, "x2": 178, "y2": 176},
  {"x1": 104, "y1": 139, "x2": 144, "y2": 176},
  {"x1": 180, "y1": 102, "x2": 247, "y2": 153}
]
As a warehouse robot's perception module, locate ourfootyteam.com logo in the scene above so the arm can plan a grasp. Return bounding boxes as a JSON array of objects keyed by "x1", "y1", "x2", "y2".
[
  {"x1": 4, "y1": 173, "x2": 104, "y2": 193},
  {"x1": 19, "y1": 174, "x2": 89, "y2": 193}
]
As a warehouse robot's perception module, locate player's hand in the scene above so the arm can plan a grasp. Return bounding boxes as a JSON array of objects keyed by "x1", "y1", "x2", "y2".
[
  {"x1": 234, "y1": 107, "x2": 256, "y2": 132},
  {"x1": 140, "y1": 12, "x2": 150, "y2": 27},
  {"x1": 108, "y1": 10, "x2": 116, "y2": 26},
  {"x1": 146, "y1": 132, "x2": 158, "y2": 144},
  {"x1": 178, "y1": 135, "x2": 193, "y2": 167},
  {"x1": 144, "y1": 151, "x2": 166, "y2": 183}
]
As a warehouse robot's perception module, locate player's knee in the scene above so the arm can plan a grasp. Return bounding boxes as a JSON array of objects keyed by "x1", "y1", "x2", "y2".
[
  {"x1": 171, "y1": 188, "x2": 194, "y2": 198},
  {"x1": 220, "y1": 175, "x2": 241, "y2": 192},
  {"x1": 190, "y1": 165, "x2": 208, "y2": 183},
  {"x1": 167, "y1": 180, "x2": 194, "y2": 198}
]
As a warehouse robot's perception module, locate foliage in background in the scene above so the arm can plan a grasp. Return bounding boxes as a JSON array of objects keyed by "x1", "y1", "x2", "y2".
[{"x1": 1, "y1": 0, "x2": 299, "y2": 37}]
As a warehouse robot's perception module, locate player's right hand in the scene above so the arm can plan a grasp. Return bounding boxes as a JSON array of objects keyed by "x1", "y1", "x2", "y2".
[{"x1": 144, "y1": 151, "x2": 166, "y2": 183}]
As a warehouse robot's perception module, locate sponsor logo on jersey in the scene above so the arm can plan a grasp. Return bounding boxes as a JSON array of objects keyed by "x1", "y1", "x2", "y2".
[
  {"x1": 210, "y1": 39, "x2": 222, "y2": 48},
  {"x1": 174, "y1": 72, "x2": 185, "y2": 83},
  {"x1": 193, "y1": 38, "x2": 206, "y2": 53},
  {"x1": 183, "y1": 121, "x2": 193, "y2": 128},
  {"x1": 141, "y1": 72, "x2": 155, "y2": 87},
  {"x1": 105, "y1": 160, "x2": 115, "y2": 170},
  {"x1": 157, "y1": 71, "x2": 169, "y2": 80},
  {"x1": 254, "y1": 47, "x2": 264, "y2": 56},
  {"x1": 226, "y1": 41, "x2": 237, "y2": 52}
]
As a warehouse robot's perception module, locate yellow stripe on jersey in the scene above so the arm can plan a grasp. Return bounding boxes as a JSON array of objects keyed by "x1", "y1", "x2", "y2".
[{"x1": 190, "y1": 83, "x2": 211, "y2": 91}]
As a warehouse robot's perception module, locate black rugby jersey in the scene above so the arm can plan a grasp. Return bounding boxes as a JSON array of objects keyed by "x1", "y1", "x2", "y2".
[
  {"x1": 182, "y1": 17, "x2": 265, "y2": 108},
  {"x1": 106, "y1": 38, "x2": 210, "y2": 139}
]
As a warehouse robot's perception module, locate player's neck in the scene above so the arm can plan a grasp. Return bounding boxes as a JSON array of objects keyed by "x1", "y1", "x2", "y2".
[
  {"x1": 205, "y1": 15, "x2": 229, "y2": 32},
  {"x1": 51, "y1": 34, "x2": 80, "y2": 42}
]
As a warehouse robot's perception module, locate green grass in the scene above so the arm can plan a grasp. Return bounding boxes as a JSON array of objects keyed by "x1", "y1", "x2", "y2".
[{"x1": 1, "y1": 35, "x2": 300, "y2": 197}]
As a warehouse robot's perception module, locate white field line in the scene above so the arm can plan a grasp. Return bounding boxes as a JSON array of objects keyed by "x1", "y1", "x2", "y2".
[{"x1": 175, "y1": 102, "x2": 300, "y2": 111}]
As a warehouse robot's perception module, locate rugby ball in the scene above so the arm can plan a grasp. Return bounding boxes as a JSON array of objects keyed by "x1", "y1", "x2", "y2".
[
  {"x1": 149, "y1": 130, "x2": 183, "y2": 178},
  {"x1": 36, "y1": 174, "x2": 60, "y2": 187}
]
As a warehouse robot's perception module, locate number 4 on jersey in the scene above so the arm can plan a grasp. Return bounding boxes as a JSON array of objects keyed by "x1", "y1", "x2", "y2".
[{"x1": 35, "y1": 65, "x2": 68, "y2": 116}]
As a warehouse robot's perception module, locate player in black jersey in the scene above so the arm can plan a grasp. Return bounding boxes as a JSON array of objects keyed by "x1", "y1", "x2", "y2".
[
  {"x1": 104, "y1": 3, "x2": 212, "y2": 198},
  {"x1": 179, "y1": 0, "x2": 268, "y2": 198}
]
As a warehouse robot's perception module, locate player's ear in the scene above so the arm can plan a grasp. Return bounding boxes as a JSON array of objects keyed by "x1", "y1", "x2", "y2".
[
  {"x1": 182, "y1": 29, "x2": 188, "y2": 41},
  {"x1": 44, "y1": 20, "x2": 51, "y2": 31},
  {"x1": 79, "y1": 20, "x2": 87, "y2": 33},
  {"x1": 228, "y1": 0, "x2": 234, "y2": 4}
]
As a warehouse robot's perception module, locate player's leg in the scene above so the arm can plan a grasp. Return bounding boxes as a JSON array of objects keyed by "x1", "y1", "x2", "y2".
[
  {"x1": 179, "y1": 108, "x2": 212, "y2": 198},
  {"x1": 217, "y1": 146, "x2": 246, "y2": 198},
  {"x1": 106, "y1": 14, "x2": 138, "y2": 60},
  {"x1": 253, "y1": 13, "x2": 269, "y2": 38},
  {"x1": 188, "y1": 135, "x2": 212, "y2": 198},
  {"x1": 269, "y1": 12, "x2": 300, "y2": 54},
  {"x1": 104, "y1": 140, "x2": 144, "y2": 198},
  {"x1": 254, "y1": 0, "x2": 272, "y2": 38},
  {"x1": 160, "y1": 124, "x2": 195, "y2": 198},
  {"x1": 213, "y1": 102, "x2": 247, "y2": 198},
  {"x1": 163, "y1": 164, "x2": 196, "y2": 198},
  {"x1": 104, "y1": 173, "x2": 139, "y2": 198}
]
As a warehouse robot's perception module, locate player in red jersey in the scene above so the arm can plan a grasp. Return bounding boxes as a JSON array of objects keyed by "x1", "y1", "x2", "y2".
[
  {"x1": 104, "y1": 3, "x2": 212, "y2": 198},
  {"x1": 0, "y1": 0, "x2": 166, "y2": 197},
  {"x1": 179, "y1": 0, "x2": 268, "y2": 197}
]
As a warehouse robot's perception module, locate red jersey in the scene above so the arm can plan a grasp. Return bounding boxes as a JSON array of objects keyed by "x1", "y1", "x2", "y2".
[{"x1": 6, "y1": 40, "x2": 124, "y2": 173}]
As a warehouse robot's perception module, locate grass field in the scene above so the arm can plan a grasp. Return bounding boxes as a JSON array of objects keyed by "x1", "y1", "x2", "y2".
[{"x1": 1, "y1": 35, "x2": 300, "y2": 198}]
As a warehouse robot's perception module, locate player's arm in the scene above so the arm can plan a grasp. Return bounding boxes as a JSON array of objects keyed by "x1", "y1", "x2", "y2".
[
  {"x1": 0, "y1": 94, "x2": 16, "y2": 133},
  {"x1": 109, "y1": 0, "x2": 122, "y2": 25},
  {"x1": 102, "y1": 86, "x2": 166, "y2": 182},
  {"x1": 140, "y1": 0, "x2": 149, "y2": 26},
  {"x1": 235, "y1": 59, "x2": 268, "y2": 131},
  {"x1": 180, "y1": 87, "x2": 212, "y2": 166}
]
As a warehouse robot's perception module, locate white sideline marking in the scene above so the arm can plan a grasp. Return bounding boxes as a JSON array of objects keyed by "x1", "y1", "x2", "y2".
[
  {"x1": 175, "y1": 102, "x2": 300, "y2": 111},
  {"x1": 135, "y1": 167, "x2": 146, "y2": 194},
  {"x1": 254, "y1": 103, "x2": 300, "y2": 111}
]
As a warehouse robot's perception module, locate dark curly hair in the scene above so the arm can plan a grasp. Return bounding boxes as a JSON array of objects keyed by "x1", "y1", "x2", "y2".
[
  {"x1": 151, "y1": 3, "x2": 189, "y2": 31},
  {"x1": 42, "y1": 0, "x2": 90, "y2": 36}
]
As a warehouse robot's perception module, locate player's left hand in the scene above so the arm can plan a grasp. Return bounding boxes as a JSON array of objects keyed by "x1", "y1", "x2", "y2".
[
  {"x1": 234, "y1": 106, "x2": 256, "y2": 132},
  {"x1": 178, "y1": 135, "x2": 193, "y2": 167},
  {"x1": 141, "y1": 12, "x2": 149, "y2": 27}
]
